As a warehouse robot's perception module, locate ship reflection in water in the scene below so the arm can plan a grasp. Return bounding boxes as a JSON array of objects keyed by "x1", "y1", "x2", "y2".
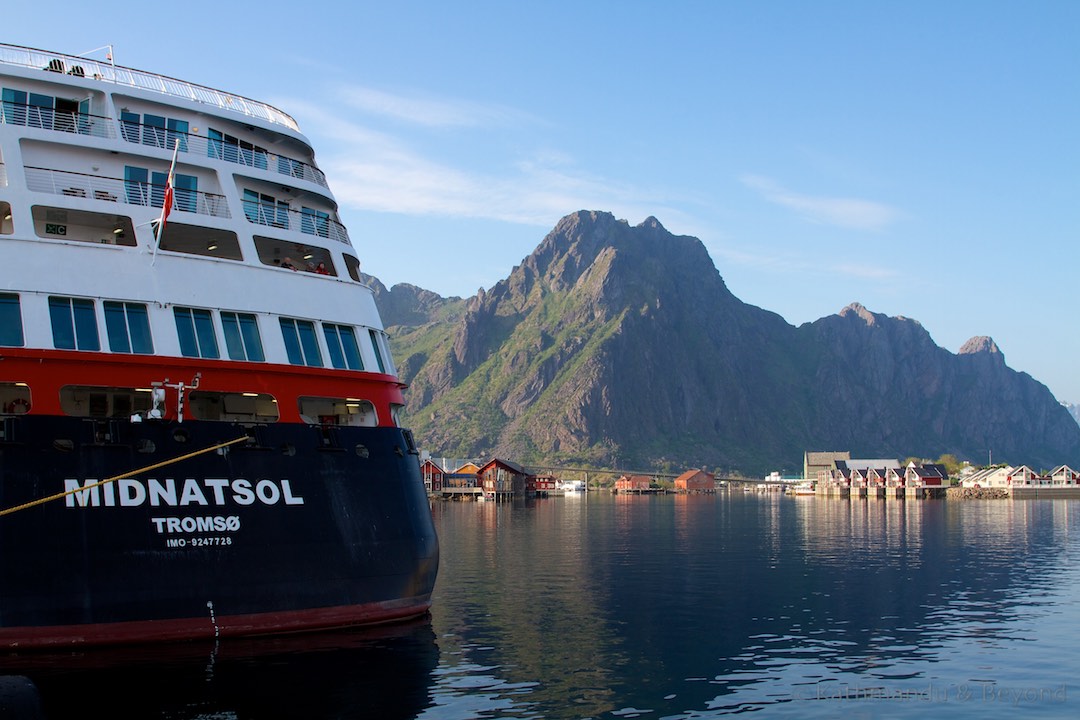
[{"x1": 0, "y1": 618, "x2": 439, "y2": 719}]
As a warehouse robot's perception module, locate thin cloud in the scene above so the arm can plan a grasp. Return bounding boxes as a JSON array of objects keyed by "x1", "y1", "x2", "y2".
[
  {"x1": 282, "y1": 90, "x2": 683, "y2": 229},
  {"x1": 709, "y1": 243, "x2": 897, "y2": 281},
  {"x1": 338, "y1": 86, "x2": 534, "y2": 128},
  {"x1": 741, "y1": 175, "x2": 899, "y2": 231}
]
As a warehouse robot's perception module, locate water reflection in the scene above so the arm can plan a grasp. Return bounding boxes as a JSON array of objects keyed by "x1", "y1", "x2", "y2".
[
  {"x1": 0, "y1": 617, "x2": 439, "y2": 719},
  {"x1": 5, "y1": 496, "x2": 1076, "y2": 718},
  {"x1": 429, "y1": 494, "x2": 1080, "y2": 719}
]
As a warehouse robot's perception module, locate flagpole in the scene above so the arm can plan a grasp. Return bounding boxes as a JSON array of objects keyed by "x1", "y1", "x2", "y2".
[{"x1": 151, "y1": 138, "x2": 179, "y2": 267}]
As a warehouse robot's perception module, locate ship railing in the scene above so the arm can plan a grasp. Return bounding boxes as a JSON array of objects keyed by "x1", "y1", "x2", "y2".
[
  {"x1": 0, "y1": 43, "x2": 299, "y2": 132},
  {"x1": 242, "y1": 200, "x2": 350, "y2": 245},
  {"x1": 119, "y1": 120, "x2": 327, "y2": 188},
  {"x1": 24, "y1": 167, "x2": 231, "y2": 219},
  {"x1": 1, "y1": 100, "x2": 116, "y2": 139}
]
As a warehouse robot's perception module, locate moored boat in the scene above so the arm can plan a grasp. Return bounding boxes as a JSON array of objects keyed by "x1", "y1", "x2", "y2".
[{"x1": 0, "y1": 44, "x2": 438, "y2": 648}]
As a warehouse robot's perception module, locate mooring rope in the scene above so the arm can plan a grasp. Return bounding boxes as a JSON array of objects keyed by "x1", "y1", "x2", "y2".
[{"x1": 0, "y1": 435, "x2": 250, "y2": 517}]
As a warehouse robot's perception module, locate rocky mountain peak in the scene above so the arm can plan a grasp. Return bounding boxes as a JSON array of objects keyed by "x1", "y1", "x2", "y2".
[
  {"x1": 959, "y1": 335, "x2": 1001, "y2": 356},
  {"x1": 382, "y1": 211, "x2": 1080, "y2": 472}
]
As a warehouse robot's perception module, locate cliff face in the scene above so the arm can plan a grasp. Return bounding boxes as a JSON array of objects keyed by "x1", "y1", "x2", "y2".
[{"x1": 380, "y1": 211, "x2": 1080, "y2": 473}]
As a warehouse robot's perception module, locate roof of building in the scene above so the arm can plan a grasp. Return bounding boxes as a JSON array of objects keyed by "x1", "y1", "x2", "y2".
[{"x1": 805, "y1": 451, "x2": 851, "y2": 466}]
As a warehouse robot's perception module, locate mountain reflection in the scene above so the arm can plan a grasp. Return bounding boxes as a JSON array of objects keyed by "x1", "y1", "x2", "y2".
[{"x1": 429, "y1": 494, "x2": 1079, "y2": 718}]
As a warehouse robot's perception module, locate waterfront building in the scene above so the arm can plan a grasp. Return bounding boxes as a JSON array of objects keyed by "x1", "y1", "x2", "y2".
[
  {"x1": 1048, "y1": 465, "x2": 1079, "y2": 485},
  {"x1": 478, "y1": 458, "x2": 527, "y2": 500},
  {"x1": 420, "y1": 458, "x2": 444, "y2": 495},
  {"x1": 614, "y1": 475, "x2": 652, "y2": 493},
  {"x1": 804, "y1": 451, "x2": 850, "y2": 481},
  {"x1": 674, "y1": 469, "x2": 715, "y2": 493}
]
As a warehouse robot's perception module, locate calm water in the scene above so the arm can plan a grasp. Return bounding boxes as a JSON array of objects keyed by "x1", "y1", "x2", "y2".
[{"x1": 4, "y1": 492, "x2": 1079, "y2": 718}]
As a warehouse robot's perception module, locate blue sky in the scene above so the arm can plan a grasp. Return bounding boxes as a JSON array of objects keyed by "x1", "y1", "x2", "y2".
[{"x1": 11, "y1": 1, "x2": 1080, "y2": 402}]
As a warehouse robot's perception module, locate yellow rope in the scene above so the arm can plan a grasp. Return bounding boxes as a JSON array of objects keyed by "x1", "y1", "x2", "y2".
[{"x1": 0, "y1": 435, "x2": 250, "y2": 517}]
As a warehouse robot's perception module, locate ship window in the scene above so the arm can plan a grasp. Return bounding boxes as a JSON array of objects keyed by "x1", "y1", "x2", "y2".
[
  {"x1": 0, "y1": 383, "x2": 31, "y2": 415},
  {"x1": 208, "y1": 128, "x2": 268, "y2": 168},
  {"x1": 174, "y1": 307, "x2": 220, "y2": 359},
  {"x1": 343, "y1": 254, "x2": 361, "y2": 282},
  {"x1": 188, "y1": 391, "x2": 279, "y2": 423},
  {"x1": 221, "y1": 312, "x2": 265, "y2": 361},
  {"x1": 158, "y1": 222, "x2": 242, "y2": 260},
  {"x1": 368, "y1": 330, "x2": 387, "y2": 374},
  {"x1": 104, "y1": 301, "x2": 154, "y2": 354},
  {"x1": 298, "y1": 397, "x2": 377, "y2": 427},
  {"x1": 120, "y1": 111, "x2": 140, "y2": 143},
  {"x1": 0, "y1": 294, "x2": 24, "y2": 347},
  {"x1": 1, "y1": 201, "x2": 12, "y2": 235},
  {"x1": 300, "y1": 207, "x2": 330, "y2": 238},
  {"x1": 2, "y1": 89, "x2": 28, "y2": 125},
  {"x1": 124, "y1": 166, "x2": 149, "y2": 205},
  {"x1": 142, "y1": 114, "x2": 166, "y2": 148},
  {"x1": 60, "y1": 385, "x2": 153, "y2": 419},
  {"x1": 280, "y1": 318, "x2": 323, "y2": 367},
  {"x1": 31, "y1": 206, "x2": 137, "y2": 246},
  {"x1": 124, "y1": 166, "x2": 197, "y2": 212},
  {"x1": 49, "y1": 296, "x2": 100, "y2": 351},
  {"x1": 323, "y1": 323, "x2": 363, "y2": 370},
  {"x1": 243, "y1": 189, "x2": 288, "y2": 228},
  {"x1": 391, "y1": 403, "x2": 404, "y2": 427}
]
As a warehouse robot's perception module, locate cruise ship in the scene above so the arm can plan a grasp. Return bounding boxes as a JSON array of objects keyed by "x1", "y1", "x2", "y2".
[{"x1": 0, "y1": 44, "x2": 439, "y2": 648}]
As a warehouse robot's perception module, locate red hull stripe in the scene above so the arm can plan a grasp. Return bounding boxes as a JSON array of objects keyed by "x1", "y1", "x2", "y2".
[
  {"x1": 0, "y1": 596, "x2": 432, "y2": 650},
  {"x1": 0, "y1": 348, "x2": 406, "y2": 423}
]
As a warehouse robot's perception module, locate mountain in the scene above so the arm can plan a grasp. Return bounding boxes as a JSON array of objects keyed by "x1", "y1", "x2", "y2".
[{"x1": 380, "y1": 211, "x2": 1080, "y2": 474}]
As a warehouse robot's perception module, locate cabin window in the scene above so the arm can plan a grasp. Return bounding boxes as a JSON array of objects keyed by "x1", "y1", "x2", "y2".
[
  {"x1": 243, "y1": 189, "x2": 288, "y2": 228},
  {"x1": 0, "y1": 294, "x2": 24, "y2": 347},
  {"x1": 208, "y1": 128, "x2": 268, "y2": 169},
  {"x1": 1, "y1": 89, "x2": 85, "y2": 132},
  {"x1": 124, "y1": 165, "x2": 197, "y2": 211},
  {"x1": 280, "y1": 318, "x2": 323, "y2": 367},
  {"x1": 0, "y1": 382, "x2": 31, "y2": 415},
  {"x1": 221, "y1": 312, "x2": 265, "y2": 361},
  {"x1": 252, "y1": 236, "x2": 332, "y2": 274},
  {"x1": 298, "y1": 397, "x2": 377, "y2": 427},
  {"x1": 158, "y1": 222, "x2": 242, "y2": 260},
  {"x1": 31, "y1": 206, "x2": 137, "y2": 246},
  {"x1": 323, "y1": 323, "x2": 363, "y2": 370},
  {"x1": 174, "y1": 307, "x2": 220, "y2": 359},
  {"x1": 60, "y1": 385, "x2": 153, "y2": 418},
  {"x1": 104, "y1": 301, "x2": 153, "y2": 354},
  {"x1": 300, "y1": 207, "x2": 330, "y2": 238},
  {"x1": 49, "y1": 296, "x2": 100, "y2": 351},
  {"x1": 343, "y1": 254, "x2": 361, "y2": 282},
  {"x1": 368, "y1": 330, "x2": 388, "y2": 374},
  {"x1": 188, "y1": 391, "x2": 278, "y2": 423},
  {"x1": 142, "y1": 113, "x2": 167, "y2": 148},
  {"x1": 1, "y1": 201, "x2": 12, "y2": 235}
]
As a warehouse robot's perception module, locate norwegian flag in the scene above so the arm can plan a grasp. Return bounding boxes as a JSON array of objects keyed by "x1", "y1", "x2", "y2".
[
  {"x1": 151, "y1": 139, "x2": 179, "y2": 265},
  {"x1": 159, "y1": 140, "x2": 178, "y2": 237}
]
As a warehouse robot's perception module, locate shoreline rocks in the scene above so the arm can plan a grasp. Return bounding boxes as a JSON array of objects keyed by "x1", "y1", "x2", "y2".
[{"x1": 945, "y1": 486, "x2": 1010, "y2": 500}]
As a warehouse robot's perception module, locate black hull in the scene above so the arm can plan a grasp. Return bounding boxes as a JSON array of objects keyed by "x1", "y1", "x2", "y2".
[{"x1": 0, "y1": 416, "x2": 439, "y2": 648}]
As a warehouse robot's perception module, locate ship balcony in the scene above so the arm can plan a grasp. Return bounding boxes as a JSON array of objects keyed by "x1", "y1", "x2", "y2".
[
  {"x1": 24, "y1": 166, "x2": 231, "y2": 219},
  {"x1": 119, "y1": 121, "x2": 328, "y2": 188},
  {"x1": 242, "y1": 201, "x2": 350, "y2": 245},
  {"x1": 1, "y1": 101, "x2": 116, "y2": 139}
]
